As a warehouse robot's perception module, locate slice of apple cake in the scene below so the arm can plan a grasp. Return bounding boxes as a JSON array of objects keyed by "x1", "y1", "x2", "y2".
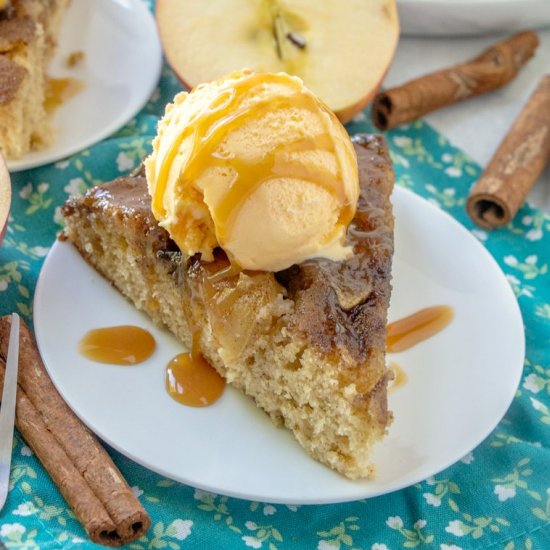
[
  {"x1": 0, "y1": 0, "x2": 69, "y2": 159},
  {"x1": 62, "y1": 134, "x2": 394, "y2": 479}
]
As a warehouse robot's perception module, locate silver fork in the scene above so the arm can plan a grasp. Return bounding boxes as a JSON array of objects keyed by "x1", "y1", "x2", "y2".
[{"x1": 0, "y1": 313, "x2": 20, "y2": 510}]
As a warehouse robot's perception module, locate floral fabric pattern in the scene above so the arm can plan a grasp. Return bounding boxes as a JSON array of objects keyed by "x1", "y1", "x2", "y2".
[{"x1": 0, "y1": 4, "x2": 549, "y2": 549}]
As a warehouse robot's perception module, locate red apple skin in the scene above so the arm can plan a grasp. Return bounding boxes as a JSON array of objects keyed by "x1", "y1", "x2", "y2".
[
  {"x1": 0, "y1": 154, "x2": 11, "y2": 249},
  {"x1": 0, "y1": 222, "x2": 7, "y2": 248},
  {"x1": 160, "y1": 49, "x2": 395, "y2": 125},
  {"x1": 166, "y1": 51, "x2": 399, "y2": 126},
  {"x1": 155, "y1": 0, "x2": 399, "y2": 124},
  {"x1": 334, "y1": 51, "x2": 398, "y2": 124}
]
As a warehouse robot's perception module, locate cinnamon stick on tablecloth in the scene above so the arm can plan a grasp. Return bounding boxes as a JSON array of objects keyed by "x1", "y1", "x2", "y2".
[
  {"x1": 371, "y1": 31, "x2": 539, "y2": 131},
  {"x1": 467, "y1": 75, "x2": 550, "y2": 229},
  {"x1": 0, "y1": 316, "x2": 150, "y2": 547}
]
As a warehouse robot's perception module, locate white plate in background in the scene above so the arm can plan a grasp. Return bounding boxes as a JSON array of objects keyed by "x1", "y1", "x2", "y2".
[
  {"x1": 8, "y1": 0, "x2": 161, "y2": 172},
  {"x1": 398, "y1": 0, "x2": 550, "y2": 36},
  {"x1": 34, "y1": 187, "x2": 525, "y2": 504}
]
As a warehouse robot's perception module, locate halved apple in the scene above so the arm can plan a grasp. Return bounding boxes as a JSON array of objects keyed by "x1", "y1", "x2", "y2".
[
  {"x1": 0, "y1": 153, "x2": 10, "y2": 248},
  {"x1": 156, "y1": 0, "x2": 399, "y2": 123}
]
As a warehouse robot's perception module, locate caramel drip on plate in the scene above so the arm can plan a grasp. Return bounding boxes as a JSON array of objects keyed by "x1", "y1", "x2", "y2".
[
  {"x1": 79, "y1": 326, "x2": 155, "y2": 365},
  {"x1": 165, "y1": 262, "x2": 232, "y2": 407},
  {"x1": 165, "y1": 340, "x2": 226, "y2": 407},
  {"x1": 387, "y1": 305, "x2": 454, "y2": 353},
  {"x1": 389, "y1": 362, "x2": 407, "y2": 392},
  {"x1": 44, "y1": 77, "x2": 85, "y2": 114},
  {"x1": 153, "y1": 72, "x2": 355, "y2": 246}
]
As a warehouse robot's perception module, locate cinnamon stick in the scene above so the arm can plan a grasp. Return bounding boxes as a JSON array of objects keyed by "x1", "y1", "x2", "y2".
[
  {"x1": 371, "y1": 31, "x2": 539, "y2": 131},
  {"x1": 0, "y1": 359, "x2": 117, "y2": 540},
  {"x1": 0, "y1": 316, "x2": 150, "y2": 546},
  {"x1": 467, "y1": 75, "x2": 550, "y2": 229}
]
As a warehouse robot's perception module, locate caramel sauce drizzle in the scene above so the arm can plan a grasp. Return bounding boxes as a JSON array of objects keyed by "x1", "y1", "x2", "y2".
[
  {"x1": 389, "y1": 362, "x2": 407, "y2": 393},
  {"x1": 165, "y1": 343, "x2": 226, "y2": 407},
  {"x1": 44, "y1": 77, "x2": 85, "y2": 114},
  {"x1": 386, "y1": 306, "x2": 454, "y2": 391},
  {"x1": 387, "y1": 305, "x2": 454, "y2": 354},
  {"x1": 79, "y1": 326, "x2": 155, "y2": 365},
  {"x1": 153, "y1": 72, "x2": 355, "y2": 249}
]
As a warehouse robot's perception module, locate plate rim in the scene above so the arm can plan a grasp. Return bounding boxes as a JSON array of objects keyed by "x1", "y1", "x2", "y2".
[
  {"x1": 33, "y1": 186, "x2": 525, "y2": 504},
  {"x1": 7, "y1": 0, "x2": 162, "y2": 173},
  {"x1": 399, "y1": 0, "x2": 545, "y2": 4}
]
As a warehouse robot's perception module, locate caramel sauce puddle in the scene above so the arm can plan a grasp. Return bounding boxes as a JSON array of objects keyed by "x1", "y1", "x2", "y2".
[
  {"x1": 79, "y1": 325, "x2": 155, "y2": 365},
  {"x1": 44, "y1": 77, "x2": 85, "y2": 114},
  {"x1": 387, "y1": 305, "x2": 454, "y2": 354},
  {"x1": 388, "y1": 362, "x2": 408, "y2": 393},
  {"x1": 78, "y1": 325, "x2": 225, "y2": 407},
  {"x1": 386, "y1": 305, "x2": 454, "y2": 392},
  {"x1": 165, "y1": 347, "x2": 226, "y2": 407}
]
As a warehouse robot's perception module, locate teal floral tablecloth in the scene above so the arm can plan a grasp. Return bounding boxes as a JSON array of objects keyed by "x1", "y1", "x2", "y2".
[{"x1": 1, "y1": 9, "x2": 550, "y2": 550}]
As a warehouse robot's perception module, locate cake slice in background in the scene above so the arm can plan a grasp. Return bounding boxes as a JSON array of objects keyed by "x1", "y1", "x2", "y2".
[
  {"x1": 0, "y1": 0, "x2": 69, "y2": 159},
  {"x1": 0, "y1": 151, "x2": 10, "y2": 246}
]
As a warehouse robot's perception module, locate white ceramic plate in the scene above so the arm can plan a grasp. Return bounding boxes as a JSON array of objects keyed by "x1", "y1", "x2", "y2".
[
  {"x1": 7, "y1": 0, "x2": 161, "y2": 172},
  {"x1": 34, "y1": 187, "x2": 525, "y2": 504},
  {"x1": 398, "y1": 0, "x2": 550, "y2": 36}
]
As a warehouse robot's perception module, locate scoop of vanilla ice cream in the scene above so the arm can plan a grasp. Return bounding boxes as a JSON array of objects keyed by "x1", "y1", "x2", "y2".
[{"x1": 145, "y1": 70, "x2": 359, "y2": 271}]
